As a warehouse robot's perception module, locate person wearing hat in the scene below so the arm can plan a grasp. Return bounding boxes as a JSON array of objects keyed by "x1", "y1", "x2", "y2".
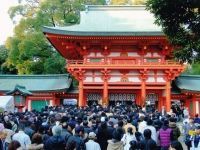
[{"x1": 85, "y1": 132, "x2": 101, "y2": 150}]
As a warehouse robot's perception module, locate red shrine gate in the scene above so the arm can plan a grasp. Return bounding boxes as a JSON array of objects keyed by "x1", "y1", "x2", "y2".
[{"x1": 43, "y1": 5, "x2": 185, "y2": 112}]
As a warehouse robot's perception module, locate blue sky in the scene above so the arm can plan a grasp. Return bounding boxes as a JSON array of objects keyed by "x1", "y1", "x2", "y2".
[{"x1": 0, "y1": 0, "x2": 19, "y2": 45}]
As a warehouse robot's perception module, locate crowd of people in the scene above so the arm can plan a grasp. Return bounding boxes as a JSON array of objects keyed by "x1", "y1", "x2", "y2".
[{"x1": 0, "y1": 104, "x2": 200, "y2": 150}]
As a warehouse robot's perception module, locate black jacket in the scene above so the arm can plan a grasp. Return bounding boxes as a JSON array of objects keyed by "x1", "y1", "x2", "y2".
[
  {"x1": 44, "y1": 135, "x2": 65, "y2": 150},
  {"x1": 67, "y1": 134, "x2": 86, "y2": 150},
  {"x1": 140, "y1": 138, "x2": 157, "y2": 150}
]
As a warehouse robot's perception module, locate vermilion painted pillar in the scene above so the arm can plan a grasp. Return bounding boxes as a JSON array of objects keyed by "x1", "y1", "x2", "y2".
[
  {"x1": 52, "y1": 97, "x2": 56, "y2": 106},
  {"x1": 103, "y1": 81, "x2": 108, "y2": 106},
  {"x1": 78, "y1": 80, "x2": 84, "y2": 107},
  {"x1": 185, "y1": 99, "x2": 190, "y2": 111},
  {"x1": 139, "y1": 69, "x2": 147, "y2": 107},
  {"x1": 28, "y1": 99, "x2": 31, "y2": 111},
  {"x1": 161, "y1": 97, "x2": 165, "y2": 111},
  {"x1": 166, "y1": 81, "x2": 171, "y2": 112},
  {"x1": 135, "y1": 92, "x2": 140, "y2": 106},
  {"x1": 192, "y1": 95, "x2": 196, "y2": 117},
  {"x1": 25, "y1": 97, "x2": 29, "y2": 110},
  {"x1": 158, "y1": 95, "x2": 162, "y2": 112},
  {"x1": 141, "y1": 81, "x2": 146, "y2": 107},
  {"x1": 101, "y1": 69, "x2": 110, "y2": 106}
]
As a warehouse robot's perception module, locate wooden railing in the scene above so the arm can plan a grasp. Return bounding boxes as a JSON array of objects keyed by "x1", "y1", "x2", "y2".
[{"x1": 67, "y1": 60, "x2": 182, "y2": 66}]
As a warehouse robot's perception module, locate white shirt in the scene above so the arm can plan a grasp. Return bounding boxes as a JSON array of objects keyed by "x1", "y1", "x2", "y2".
[
  {"x1": 143, "y1": 125, "x2": 157, "y2": 144},
  {"x1": 138, "y1": 121, "x2": 147, "y2": 134},
  {"x1": 12, "y1": 131, "x2": 31, "y2": 149},
  {"x1": 86, "y1": 140, "x2": 101, "y2": 150},
  {"x1": 121, "y1": 133, "x2": 136, "y2": 150}
]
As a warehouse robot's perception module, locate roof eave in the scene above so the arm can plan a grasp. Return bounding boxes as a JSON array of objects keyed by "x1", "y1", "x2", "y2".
[
  {"x1": 180, "y1": 89, "x2": 200, "y2": 94},
  {"x1": 43, "y1": 26, "x2": 165, "y2": 37}
]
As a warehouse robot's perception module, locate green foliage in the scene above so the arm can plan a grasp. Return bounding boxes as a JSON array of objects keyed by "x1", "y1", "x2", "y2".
[
  {"x1": 0, "y1": 45, "x2": 17, "y2": 74},
  {"x1": 0, "y1": 45, "x2": 8, "y2": 65},
  {"x1": 44, "y1": 53, "x2": 66, "y2": 74},
  {"x1": 146, "y1": 0, "x2": 200, "y2": 63},
  {"x1": 5, "y1": 0, "x2": 105, "y2": 74},
  {"x1": 184, "y1": 63, "x2": 200, "y2": 75}
]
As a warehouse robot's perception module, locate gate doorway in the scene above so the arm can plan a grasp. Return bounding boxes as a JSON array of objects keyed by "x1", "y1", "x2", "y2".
[
  {"x1": 109, "y1": 93, "x2": 136, "y2": 106},
  {"x1": 87, "y1": 93, "x2": 102, "y2": 106}
]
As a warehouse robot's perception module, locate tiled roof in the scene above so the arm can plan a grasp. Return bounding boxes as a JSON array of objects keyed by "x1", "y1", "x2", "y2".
[
  {"x1": 175, "y1": 75, "x2": 200, "y2": 92},
  {"x1": 6, "y1": 84, "x2": 32, "y2": 95},
  {"x1": 0, "y1": 74, "x2": 72, "y2": 92},
  {"x1": 43, "y1": 5, "x2": 163, "y2": 36}
]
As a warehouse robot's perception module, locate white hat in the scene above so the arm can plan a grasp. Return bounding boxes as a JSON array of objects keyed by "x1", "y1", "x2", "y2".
[
  {"x1": 52, "y1": 125, "x2": 62, "y2": 136},
  {"x1": 88, "y1": 132, "x2": 96, "y2": 139},
  {"x1": 50, "y1": 111, "x2": 54, "y2": 115},
  {"x1": 101, "y1": 117, "x2": 105, "y2": 122}
]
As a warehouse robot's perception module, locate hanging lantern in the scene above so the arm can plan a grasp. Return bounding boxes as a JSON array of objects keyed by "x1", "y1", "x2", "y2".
[{"x1": 14, "y1": 95, "x2": 25, "y2": 106}]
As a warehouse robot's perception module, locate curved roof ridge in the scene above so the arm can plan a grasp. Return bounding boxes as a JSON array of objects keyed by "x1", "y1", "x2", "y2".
[
  {"x1": 179, "y1": 74, "x2": 200, "y2": 78},
  {"x1": 0, "y1": 74, "x2": 69, "y2": 78},
  {"x1": 85, "y1": 5, "x2": 146, "y2": 11},
  {"x1": 43, "y1": 5, "x2": 162, "y2": 36}
]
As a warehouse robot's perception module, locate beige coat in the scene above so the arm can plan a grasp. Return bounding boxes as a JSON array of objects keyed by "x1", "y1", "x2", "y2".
[
  {"x1": 107, "y1": 140, "x2": 124, "y2": 150},
  {"x1": 27, "y1": 144, "x2": 44, "y2": 150}
]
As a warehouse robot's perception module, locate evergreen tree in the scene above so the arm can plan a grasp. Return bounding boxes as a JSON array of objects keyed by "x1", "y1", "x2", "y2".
[{"x1": 6, "y1": 0, "x2": 105, "y2": 74}]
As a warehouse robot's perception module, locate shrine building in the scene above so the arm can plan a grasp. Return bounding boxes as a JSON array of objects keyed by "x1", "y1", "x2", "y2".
[
  {"x1": 1, "y1": 6, "x2": 198, "y2": 115},
  {"x1": 43, "y1": 5, "x2": 186, "y2": 112},
  {"x1": 0, "y1": 74, "x2": 77, "y2": 112}
]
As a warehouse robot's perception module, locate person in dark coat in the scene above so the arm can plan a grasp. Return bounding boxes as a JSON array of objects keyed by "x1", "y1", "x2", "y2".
[
  {"x1": 194, "y1": 114, "x2": 200, "y2": 124},
  {"x1": 96, "y1": 122, "x2": 109, "y2": 150},
  {"x1": 62, "y1": 122, "x2": 75, "y2": 143},
  {"x1": 169, "y1": 140, "x2": 183, "y2": 150},
  {"x1": 44, "y1": 125, "x2": 65, "y2": 150},
  {"x1": 140, "y1": 129, "x2": 157, "y2": 150},
  {"x1": 66, "y1": 126, "x2": 86, "y2": 150},
  {"x1": 83, "y1": 121, "x2": 92, "y2": 134},
  {"x1": 107, "y1": 121, "x2": 115, "y2": 140},
  {"x1": 169, "y1": 117, "x2": 181, "y2": 141}
]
